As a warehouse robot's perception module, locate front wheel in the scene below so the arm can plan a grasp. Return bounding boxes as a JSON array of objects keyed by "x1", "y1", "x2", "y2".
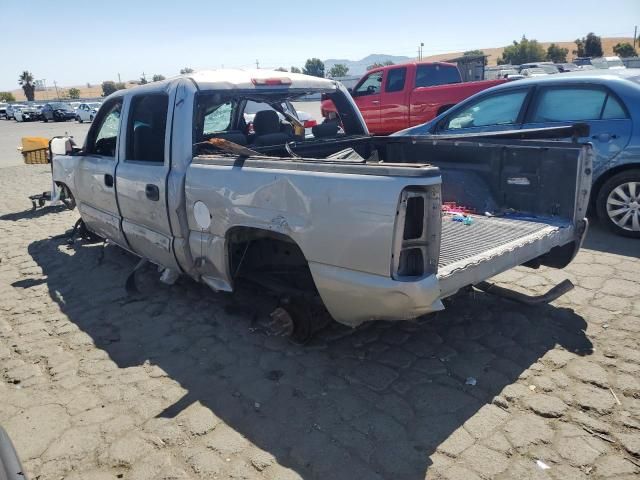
[
  {"x1": 596, "y1": 169, "x2": 640, "y2": 238},
  {"x1": 43, "y1": 116, "x2": 48, "y2": 122}
]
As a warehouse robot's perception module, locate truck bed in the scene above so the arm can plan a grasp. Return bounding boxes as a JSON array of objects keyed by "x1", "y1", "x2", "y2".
[{"x1": 437, "y1": 214, "x2": 574, "y2": 297}]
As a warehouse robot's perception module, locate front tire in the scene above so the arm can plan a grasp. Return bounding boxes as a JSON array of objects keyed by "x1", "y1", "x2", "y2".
[{"x1": 596, "y1": 169, "x2": 640, "y2": 238}]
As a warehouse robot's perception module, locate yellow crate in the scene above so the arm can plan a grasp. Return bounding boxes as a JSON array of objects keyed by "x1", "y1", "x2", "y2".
[
  {"x1": 23, "y1": 148, "x2": 49, "y2": 164},
  {"x1": 21, "y1": 136, "x2": 49, "y2": 153}
]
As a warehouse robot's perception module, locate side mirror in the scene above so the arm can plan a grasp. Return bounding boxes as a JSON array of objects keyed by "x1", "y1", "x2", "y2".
[{"x1": 50, "y1": 137, "x2": 73, "y2": 156}]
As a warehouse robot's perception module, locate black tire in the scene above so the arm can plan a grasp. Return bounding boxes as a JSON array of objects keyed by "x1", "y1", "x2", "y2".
[
  {"x1": 595, "y1": 168, "x2": 640, "y2": 238},
  {"x1": 43, "y1": 116, "x2": 48, "y2": 122},
  {"x1": 90, "y1": 115, "x2": 94, "y2": 122}
]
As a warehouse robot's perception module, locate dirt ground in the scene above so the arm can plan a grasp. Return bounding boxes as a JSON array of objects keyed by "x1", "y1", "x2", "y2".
[{"x1": 0, "y1": 164, "x2": 639, "y2": 480}]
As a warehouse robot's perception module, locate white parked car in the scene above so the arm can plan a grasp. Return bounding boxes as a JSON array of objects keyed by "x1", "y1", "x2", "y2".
[
  {"x1": 76, "y1": 102, "x2": 101, "y2": 123},
  {"x1": 14, "y1": 104, "x2": 40, "y2": 122}
]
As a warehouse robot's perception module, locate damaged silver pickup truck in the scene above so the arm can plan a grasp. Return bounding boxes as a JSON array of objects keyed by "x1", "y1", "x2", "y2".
[{"x1": 52, "y1": 69, "x2": 591, "y2": 334}]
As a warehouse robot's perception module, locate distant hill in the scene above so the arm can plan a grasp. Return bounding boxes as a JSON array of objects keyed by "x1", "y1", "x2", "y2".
[
  {"x1": 421, "y1": 37, "x2": 635, "y2": 66},
  {"x1": 324, "y1": 54, "x2": 412, "y2": 76}
]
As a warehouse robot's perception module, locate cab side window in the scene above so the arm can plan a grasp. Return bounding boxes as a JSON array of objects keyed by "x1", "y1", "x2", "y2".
[
  {"x1": 126, "y1": 94, "x2": 169, "y2": 163},
  {"x1": 442, "y1": 90, "x2": 528, "y2": 130},
  {"x1": 86, "y1": 100, "x2": 122, "y2": 157},
  {"x1": 354, "y1": 72, "x2": 383, "y2": 96},
  {"x1": 385, "y1": 68, "x2": 407, "y2": 93}
]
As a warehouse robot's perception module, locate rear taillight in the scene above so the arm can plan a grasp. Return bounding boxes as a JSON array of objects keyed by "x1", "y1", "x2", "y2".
[
  {"x1": 303, "y1": 119, "x2": 317, "y2": 129},
  {"x1": 391, "y1": 188, "x2": 440, "y2": 279}
]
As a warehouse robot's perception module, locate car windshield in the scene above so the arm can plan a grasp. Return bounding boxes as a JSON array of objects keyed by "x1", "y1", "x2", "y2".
[
  {"x1": 51, "y1": 103, "x2": 71, "y2": 110},
  {"x1": 539, "y1": 64, "x2": 559, "y2": 74},
  {"x1": 606, "y1": 58, "x2": 625, "y2": 68}
]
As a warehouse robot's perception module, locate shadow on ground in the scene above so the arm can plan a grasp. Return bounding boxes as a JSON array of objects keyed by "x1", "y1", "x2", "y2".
[
  {"x1": 0, "y1": 204, "x2": 67, "y2": 222},
  {"x1": 582, "y1": 219, "x2": 639, "y2": 257},
  {"x1": 27, "y1": 236, "x2": 593, "y2": 480}
]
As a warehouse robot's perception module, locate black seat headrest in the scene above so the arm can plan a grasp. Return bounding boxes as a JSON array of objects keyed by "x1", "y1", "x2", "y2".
[{"x1": 253, "y1": 110, "x2": 280, "y2": 135}]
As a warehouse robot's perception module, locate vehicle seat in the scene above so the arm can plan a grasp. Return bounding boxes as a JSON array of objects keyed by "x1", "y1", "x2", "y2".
[
  {"x1": 312, "y1": 122, "x2": 339, "y2": 138},
  {"x1": 208, "y1": 130, "x2": 248, "y2": 145},
  {"x1": 252, "y1": 110, "x2": 292, "y2": 146}
]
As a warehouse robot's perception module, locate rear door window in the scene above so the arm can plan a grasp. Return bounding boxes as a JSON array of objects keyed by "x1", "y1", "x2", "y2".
[
  {"x1": 415, "y1": 64, "x2": 461, "y2": 88},
  {"x1": 530, "y1": 87, "x2": 628, "y2": 122},
  {"x1": 385, "y1": 67, "x2": 407, "y2": 93},
  {"x1": 126, "y1": 94, "x2": 169, "y2": 163}
]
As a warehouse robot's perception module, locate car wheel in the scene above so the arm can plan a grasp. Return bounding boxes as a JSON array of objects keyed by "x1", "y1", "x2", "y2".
[
  {"x1": 43, "y1": 116, "x2": 48, "y2": 122},
  {"x1": 77, "y1": 116, "x2": 82, "y2": 123},
  {"x1": 90, "y1": 115, "x2": 94, "y2": 122},
  {"x1": 596, "y1": 169, "x2": 640, "y2": 238}
]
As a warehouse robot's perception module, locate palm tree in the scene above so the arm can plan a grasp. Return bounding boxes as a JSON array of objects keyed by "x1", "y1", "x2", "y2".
[{"x1": 18, "y1": 71, "x2": 35, "y2": 101}]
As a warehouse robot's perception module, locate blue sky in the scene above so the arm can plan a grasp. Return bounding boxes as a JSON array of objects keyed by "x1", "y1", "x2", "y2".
[{"x1": 2, "y1": 0, "x2": 638, "y2": 90}]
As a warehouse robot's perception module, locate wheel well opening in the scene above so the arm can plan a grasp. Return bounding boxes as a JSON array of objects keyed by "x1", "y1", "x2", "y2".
[
  {"x1": 226, "y1": 227, "x2": 317, "y2": 296},
  {"x1": 590, "y1": 164, "x2": 640, "y2": 210}
]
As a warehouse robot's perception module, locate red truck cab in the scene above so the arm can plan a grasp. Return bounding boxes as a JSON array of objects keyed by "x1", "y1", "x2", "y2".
[{"x1": 322, "y1": 62, "x2": 507, "y2": 135}]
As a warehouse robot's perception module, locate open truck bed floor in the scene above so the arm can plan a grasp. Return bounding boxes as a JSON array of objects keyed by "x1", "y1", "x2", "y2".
[{"x1": 437, "y1": 215, "x2": 575, "y2": 297}]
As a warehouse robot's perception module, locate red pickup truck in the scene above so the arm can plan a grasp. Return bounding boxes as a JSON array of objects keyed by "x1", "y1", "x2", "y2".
[{"x1": 322, "y1": 62, "x2": 506, "y2": 135}]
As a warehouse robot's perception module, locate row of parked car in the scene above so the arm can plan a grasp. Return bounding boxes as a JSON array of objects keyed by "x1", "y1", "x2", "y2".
[
  {"x1": 485, "y1": 56, "x2": 627, "y2": 80},
  {"x1": 0, "y1": 101, "x2": 101, "y2": 123}
]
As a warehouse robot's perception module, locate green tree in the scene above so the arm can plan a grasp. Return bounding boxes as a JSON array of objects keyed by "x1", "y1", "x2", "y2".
[
  {"x1": 152, "y1": 74, "x2": 165, "y2": 82},
  {"x1": 303, "y1": 58, "x2": 325, "y2": 77},
  {"x1": 18, "y1": 71, "x2": 35, "y2": 101},
  {"x1": 139, "y1": 75, "x2": 148, "y2": 85},
  {"x1": 574, "y1": 33, "x2": 603, "y2": 57},
  {"x1": 613, "y1": 42, "x2": 638, "y2": 58},
  {"x1": 499, "y1": 36, "x2": 546, "y2": 65},
  {"x1": 290, "y1": 66, "x2": 301, "y2": 73},
  {"x1": 328, "y1": 63, "x2": 349, "y2": 77},
  {"x1": 67, "y1": 87, "x2": 81, "y2": 99},
  {"x1": 101, "y1": 81, "x2": 125, "y2": 97},
  {"x1": 0, "y1": 92, "x2": 16, "y2": 102},
  {"x1": 366, "y1": 60, "x2": 394, "y2": 71},
  {"x1": 546, "y1": 43, "x2": 568, "y2": 63},
  {"x1": 180, "y1": 67, "x2": 194, "y2": 74},
  {"x1": 274, "y1": 67, "x2": 288, "y2": 72}
]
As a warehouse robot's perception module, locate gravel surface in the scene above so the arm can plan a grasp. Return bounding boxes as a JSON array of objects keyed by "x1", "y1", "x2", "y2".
[{"x1": 0, "y1": 164, "x2": 639, "y2": 480}]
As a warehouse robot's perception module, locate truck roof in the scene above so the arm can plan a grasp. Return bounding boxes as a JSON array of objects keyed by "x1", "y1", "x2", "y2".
[
  {"x1": 186, "y1": 69, "x2": 339, "y2": 92},
  {"x1": 366, "y1": 61, "x2": 457, "y2": 74}
]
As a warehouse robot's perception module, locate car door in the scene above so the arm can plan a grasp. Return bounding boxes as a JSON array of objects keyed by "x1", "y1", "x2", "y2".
[
  {"x1": 115, "y1": 89, "x2": 181, "y2": 271},
  {"x1": 75, "y1": 97, "x2": 128, "y2": 247},
  {"x1": 351, "y1": 71, "x2": 383, "y2": 133},
  {"x1": 379, "y1": 67, "x2": 408, "y2": 134},
  {"x1": 434, "y1": 87, "x2": 531, "y2": 135},
  {"x1": 522, "y1": 85, "x2": 632, "y2": 168}
]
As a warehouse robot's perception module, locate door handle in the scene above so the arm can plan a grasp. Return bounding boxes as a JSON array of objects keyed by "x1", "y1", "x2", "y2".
[
  {"x1": 104, "y1": 174, "x2": 113, "y2": 187},
  {"x1": 372, "y1": 100, "x2": 380, "y2": 104},
  {"x1": 145, "y1": 184, "x2": 160, "y2": 201}
]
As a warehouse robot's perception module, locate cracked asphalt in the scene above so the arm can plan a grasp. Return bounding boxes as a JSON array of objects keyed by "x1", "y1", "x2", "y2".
[{"x1": 0, "y1": 163, "x2": 639, "y2": 480}]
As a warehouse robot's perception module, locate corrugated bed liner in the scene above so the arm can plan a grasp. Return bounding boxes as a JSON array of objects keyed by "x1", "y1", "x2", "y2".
[{"x1": 439, "y1": 215, "x2": 567, "y2": 270}]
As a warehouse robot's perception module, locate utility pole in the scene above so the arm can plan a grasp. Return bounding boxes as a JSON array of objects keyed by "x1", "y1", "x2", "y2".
[
  {"x1": 255, "y1": 59, "x2": 260, "y2": 69},
  {"x1": 118, "y1": 72, "x2": 121, "y2": 83},
  {"x1": 421, "y1": 42, "x2": 424, "y2": 61},
  {"x1": 634, "y1": 25, "x2": 637, "y2": 49},
  {"x1": 53, "y1": 80, "x2": 60, "y2": 100}
]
